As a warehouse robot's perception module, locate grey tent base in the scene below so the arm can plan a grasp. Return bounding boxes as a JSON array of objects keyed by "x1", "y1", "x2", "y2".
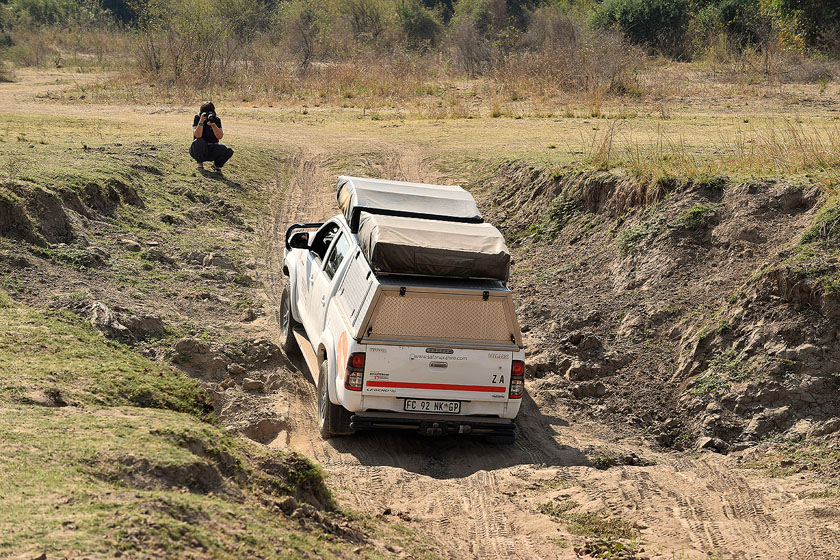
[{"x1": 357, "y1": 211, "x2": 510, "y2": 281}]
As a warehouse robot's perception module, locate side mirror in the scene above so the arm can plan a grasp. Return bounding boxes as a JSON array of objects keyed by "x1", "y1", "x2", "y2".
[{"x1": 289, "y1": 231, "x2": 310, "y2": 249}]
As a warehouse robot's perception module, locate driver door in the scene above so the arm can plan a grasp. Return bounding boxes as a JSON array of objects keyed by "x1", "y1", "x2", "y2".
[
  {"x1": 307, "y1": 231, "x2": 352, "y2": 336},
  {"x1": 297, "y1": 221, "x2": 338, "y2": 338}
]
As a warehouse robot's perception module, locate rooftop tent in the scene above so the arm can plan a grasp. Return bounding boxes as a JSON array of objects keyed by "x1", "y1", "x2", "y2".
[
  {"x1": 336, "y1": 176, "x2": 483, "y2": 232},
  {"x1": 357, "y1": 211, "x2": 510, "y2": 281}
]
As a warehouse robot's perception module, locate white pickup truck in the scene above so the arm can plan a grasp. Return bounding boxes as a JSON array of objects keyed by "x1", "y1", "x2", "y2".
[{"x1": 280, "y1": 176, "x2": 525, "y2": 443}]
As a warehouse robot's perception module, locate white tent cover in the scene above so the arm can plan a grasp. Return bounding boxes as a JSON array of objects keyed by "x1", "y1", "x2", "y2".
[{"x1": 337, "y1": 176, "x2": 483, "y2": 231}]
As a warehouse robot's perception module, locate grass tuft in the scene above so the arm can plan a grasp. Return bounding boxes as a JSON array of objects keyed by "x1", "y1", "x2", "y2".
[
  {"x1": 539, "y1": 500, "x2": 639, "y2": 540},
  {"x1": 670, "y1": 204, "x2": 712, "y2": 230},
  {"x1": 689, "y1": 350, "x2": 752, "y2": 396}
]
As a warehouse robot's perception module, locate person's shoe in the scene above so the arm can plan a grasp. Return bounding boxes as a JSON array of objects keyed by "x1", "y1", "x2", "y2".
[
  {"x1": 211, "y1": 164, "x2": 223, "y2": 174},
  {"x1": 196, "y1": 162, "x2": 204, "y2": 171}
]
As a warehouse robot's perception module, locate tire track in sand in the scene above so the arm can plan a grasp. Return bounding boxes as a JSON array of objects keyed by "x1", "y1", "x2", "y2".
[{"x1": 254, "y1": 146, "x2": 839, "y2": 560}]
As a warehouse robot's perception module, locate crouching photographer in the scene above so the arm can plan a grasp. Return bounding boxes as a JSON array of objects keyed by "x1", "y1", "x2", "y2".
[{"x1": 190, "y1": 102, "x2": 234, "y2": 174}]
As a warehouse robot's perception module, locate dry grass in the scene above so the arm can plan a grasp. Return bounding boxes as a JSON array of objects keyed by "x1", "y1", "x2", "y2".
[
  {"x1": 581, "y1": 118, "x2": 840, "y2": 184},
  {"x1": 2, "y1": 24, "x2": 838, "y2": 126}
]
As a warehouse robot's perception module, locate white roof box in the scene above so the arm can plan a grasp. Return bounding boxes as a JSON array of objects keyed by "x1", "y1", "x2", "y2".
[{"x1": 337, "y1": 176, "x2": 483, "y2": 232}]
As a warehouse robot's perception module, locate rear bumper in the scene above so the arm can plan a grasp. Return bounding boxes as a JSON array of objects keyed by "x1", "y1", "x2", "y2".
[
  {"x1": 350, "y1": 394, "x2": 520, "y2": 419},
  {"x1": 349, "y1": 411, "x2": 516, "y2": 437}
]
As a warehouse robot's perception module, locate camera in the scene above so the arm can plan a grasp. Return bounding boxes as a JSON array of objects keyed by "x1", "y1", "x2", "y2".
[{"x1": 205, "y1": 112, "x2": 216, "y2": 124}]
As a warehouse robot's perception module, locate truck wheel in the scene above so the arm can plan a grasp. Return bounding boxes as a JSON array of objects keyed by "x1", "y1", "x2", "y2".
[
  {"x1": 317, "y1": 360, "x2": 353, "y2": 439},
  {"x1": 279, "y1": 286, "x2": 298, "y2": 355}
]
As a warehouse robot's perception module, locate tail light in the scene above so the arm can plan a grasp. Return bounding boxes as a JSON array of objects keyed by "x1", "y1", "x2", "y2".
[
  {"x1": 345, "y1": 352, "x2": 365, "y2": 391},
  {"x1": 509, "y1": 360, "x2": 525, "y2": 399}
]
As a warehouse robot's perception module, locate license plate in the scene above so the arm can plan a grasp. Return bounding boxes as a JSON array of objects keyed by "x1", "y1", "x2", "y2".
[{"x1": 404, "y1": 399, "x2": 461, "y2": 414}]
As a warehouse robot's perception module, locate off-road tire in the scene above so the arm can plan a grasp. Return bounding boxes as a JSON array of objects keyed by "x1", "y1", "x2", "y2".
[
  {"x1": 279, "y1": 286, "x2": 298, "y2": 355},
  {"x1": 317, "y1": 360, "x2": 353, "y2": 439}
]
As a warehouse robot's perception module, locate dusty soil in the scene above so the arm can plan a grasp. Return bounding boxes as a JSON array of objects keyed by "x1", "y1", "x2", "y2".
[
  {"x1": 2, "y1": 70, "x2": 839, "y2": 559},
  {"x1": 247, "y1": 153, "x2": 840, "y2": 560}
]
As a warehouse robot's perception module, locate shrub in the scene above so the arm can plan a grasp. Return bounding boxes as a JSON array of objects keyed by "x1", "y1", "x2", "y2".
[
  {"x1": 770, "y1": 0, "x2": 840, "y2": 52},
  {"x1": 338, "y1": 0, "x2": 385, "y2": 39},
  {"x1": 524, "y1": 5, "x2": 578, "y2": 54},
  {"x1": 0, "y1": 4, "x2": 13, "y2": 47},
  {"x1": 451, "y1": 18, "x2": 492, "y2": 75},
  {"x1": 801, "y1": 197, "x2": 840, "y2": 243},
  {"x1": 453, "y1": 0, "x2": 502, "y2": 38},
  {"x1": 670, "y1": 204, "x2": 712, "y2": 230},
  {"x1": 281, "y1": 0, "x2": 324, "y2": 68},
  {"x1": 0, "y1": 62, "x2": 13, "y2": 82},
  {"x1": 397, "y1": 0, "x2": 441, "y2": 48},
  {"x1": 10, "y1": 0, "x2": 106, "y2": 27},
  {"x1": 132, "y1": 0, "x2": 266, "y2": 80},
  {"x1": 592, "y1": 0, "x2": 691, "y2": 59}
]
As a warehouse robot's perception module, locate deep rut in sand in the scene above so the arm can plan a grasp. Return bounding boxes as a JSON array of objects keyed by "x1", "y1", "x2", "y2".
[{"x1": 253, "y1": 151, "x2": 839, "y2": 560}]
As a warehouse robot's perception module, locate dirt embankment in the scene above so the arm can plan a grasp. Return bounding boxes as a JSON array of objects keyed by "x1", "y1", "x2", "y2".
[
  {"x1": 0, "y1": 150, "x2": 416, "y2": 557},
  {"x1": 248, "y1": 153, "x2": 840, "y2": 560},
  {"x1": 481, "y1": 161, "x2": 840, "y2": 451},
  {"x1": 4, "y1": 143, "x2": 840, "y2": 559}
]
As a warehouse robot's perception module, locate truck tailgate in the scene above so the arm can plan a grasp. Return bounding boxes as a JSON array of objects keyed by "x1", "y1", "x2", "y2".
[{"x1": 363, "y1": 345, "x2": 513, "y2": 403}]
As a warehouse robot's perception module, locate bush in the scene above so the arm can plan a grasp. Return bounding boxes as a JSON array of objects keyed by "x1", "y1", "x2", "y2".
[
  {"x1": 592, "y1": 0, "x2": 691, "y2": 59},
  {"x1": 132, "y1": 0, "x2": 266, "y2": 81},
  {"x1": 771, "y1": 0, "x2": 840, "y2": 52},
  {"x1": 397, "y1": 0, "x2": 441, "y2": 48},
  {"x1": 280, "y1": 0, "x2": 325, "y2": 68},
  {"x1": 337, "y1": 0, "x2": 385, "y2": 39},
  {"x1": 687, "y1": 0, "x2": 770, "y2": 58},
  {"x1": 452, "y1": 0, "x2": 506, "y2": 39},
  {"x1": 0, "y1": 5, "x2": 12, "y2": 48},
  {"x1": 524, "y1": 5, "x2": 578, "y2": 53},
  {"x1": 451, "y1": 18, "x2": 492, "y2": 75},
  {"x1": 10, "y1": 0, "x2": 106, "y2": 27}
]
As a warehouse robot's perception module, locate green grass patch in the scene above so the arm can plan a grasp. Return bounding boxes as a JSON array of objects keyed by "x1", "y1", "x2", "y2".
[
  {"x1": 789, "y1": 192, "x2": 840, "y2": 297},
  {"x1": 576, "y1": 537, "x2": 645, "y2": 559},
  {"x1": 670, "y1": 204, "x2": 712, "y2": 230},
  {"x1": 530, "y1": 195, "x2": 581, "y2": 239},
  {"x1": 689, "y1": 350, "x2": 752, "y2": 396},
  {"x1": 0, "y1": 295, "x2": 353, "y2": 558},
  {"x1": 0, "y1": 405, "x2": 346, "y2": 559},
  {"x1": 802, "y1": 195, "x2": 840, "y2": 244},
  {"x1": 616, "y1": 210, "x2": 667, "y2": 255},
  {"x1": 617, "y1": 202, "x2": 714, "y2": 255},
  {"x1": 0, "y1": 301, "x2": 212, "y2": 415},
  {"x1": 742, "y1": 440, "x2": 840, "y2": 480},
  {"x1": 28, "y1": 243, "x2": 100, "y2": 270},
  {"x1": 539, "y1": 500, "x2": 639, "y2": 540},
  {"x1": 0, "y1": 295, "x2": 437, "y2": 559}
]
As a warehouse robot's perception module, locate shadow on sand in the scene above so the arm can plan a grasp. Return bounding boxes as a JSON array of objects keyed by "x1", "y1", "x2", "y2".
[{"x1": 285, "y1": 339, "x2": 589, "y2": 478}]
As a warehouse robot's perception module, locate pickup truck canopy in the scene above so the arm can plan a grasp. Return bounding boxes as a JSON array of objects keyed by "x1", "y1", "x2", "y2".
[
  {"x1": 357, "y1": 211, "x2": 510, "y2": 281},
  {"x1": 337, "y1": 176, "x2": 483, "y2": 232},
  {"x1": 337, "y1": 253, "x2": 522, "y2": 348}
]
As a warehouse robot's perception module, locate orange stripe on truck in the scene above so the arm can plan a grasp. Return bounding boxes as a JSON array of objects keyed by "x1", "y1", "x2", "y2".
[{"x1": 366, "y1": 381, "x2": 505, "y2": 393}]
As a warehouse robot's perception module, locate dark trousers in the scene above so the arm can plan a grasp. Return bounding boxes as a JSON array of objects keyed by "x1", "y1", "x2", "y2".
[{"x1": 189, "y1": 139, "x2": 234, "y2": 168}]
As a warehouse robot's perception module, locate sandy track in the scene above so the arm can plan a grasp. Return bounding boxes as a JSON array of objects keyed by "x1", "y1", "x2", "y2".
[
  {"x1": 257, "y1": 152, "x2": 840, "y2": 560},
  {"x1": 3, "y1": 70, "x2": 836, "y2": 560}
]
